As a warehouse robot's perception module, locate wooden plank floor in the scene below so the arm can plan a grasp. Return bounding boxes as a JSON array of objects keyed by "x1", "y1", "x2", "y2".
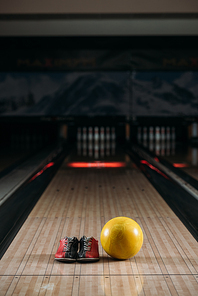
[{"x1": 0, "y1": 157, "x2": 198, "y2": 295}]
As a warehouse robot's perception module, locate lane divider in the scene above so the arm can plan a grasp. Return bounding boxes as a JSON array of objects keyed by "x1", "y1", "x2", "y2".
[{"x1": 132, "y1": 144, "x2": 198, "y2": 201}]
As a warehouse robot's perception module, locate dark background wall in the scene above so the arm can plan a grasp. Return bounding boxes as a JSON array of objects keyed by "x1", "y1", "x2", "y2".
[
  {"x1": 0, "y1": 2, "x2": 198, "y2": 122},
  {"x1": 1, "y1": 0, "x2": 198, "y2": 14}
]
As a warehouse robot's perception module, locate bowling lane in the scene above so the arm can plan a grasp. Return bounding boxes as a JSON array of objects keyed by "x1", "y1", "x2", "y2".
[
  {"x1": 0, "y1": 146, "x2": 197, "y2": 295},
  {"x1": 163, "y1": 144, "x2": 198, "y2": 180},
  {"x1": 0, "y1": 121, "x2": 58, "y2": 177},
  {"x1": 140, "y1": 134, "x2": 198, "y2": 181},
  {"x1": 0, "y1": 147, "x2": 31, "y2": 175},
  {"x1": 137, "y1": 125, "x2": 198, "y2": 181}
]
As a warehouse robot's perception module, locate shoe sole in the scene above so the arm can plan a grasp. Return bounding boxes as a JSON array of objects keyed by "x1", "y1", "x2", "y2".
[
  {"x1": 77, "y1": 257, "x2": 100, "y2": 262},
  {"x1": 54, "y1": 257, "x2": 76, "y2": 262}
]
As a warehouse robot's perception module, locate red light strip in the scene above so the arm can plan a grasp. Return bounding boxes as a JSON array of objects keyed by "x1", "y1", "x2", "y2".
[
  {"x1": 67, "y1": 162, "x2": 126, "y2": 168},
  {"x1": 173, "y1": 163, "x2": 189, "y2": 168},
  {"x1": 154, "y1": 157, "x2": 159, "y2": 162},
  {"x1": 29, "y1": 162, "x2": 55, "y2": 182},
  {"x1": 140, "y1": 160, "x2": 169, "y2": 179}
]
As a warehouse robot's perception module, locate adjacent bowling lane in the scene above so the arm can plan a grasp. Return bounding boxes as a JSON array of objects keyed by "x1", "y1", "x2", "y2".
[
  {"x1": 0, "y1": 121, "x2": 58, "y2": 176},
  {"x1": 143, "y1": 140, "x2": 198, "y2": 180},
  {"x1": 0, "y1": 148, "x2": 30, "y2": 175},
  {"x1": 0, "y1": 142, "x2": 197, "y2": 295},
  {"x1": 136, "y1": 125, "x2": 198, "y2": 180},
  {"x1": 163, "y1": 144, "x2": 198, "y2": 180}
]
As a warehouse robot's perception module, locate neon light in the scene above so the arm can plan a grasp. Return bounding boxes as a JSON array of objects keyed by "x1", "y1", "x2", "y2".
[
  {"x1": 140, "y1": 160, "x2": 169, "y2": 179},
  {"x1": 67, "y1": 162, "x2": 126, "y2": 168},
  {"x1": 173, "y1": 163, "x2": 189, "y2": 168},
  {"x1": 154, "y1": 157, "x2": 159, "y2": 162},
  {"x1": 29, "y1": 162, "x2": 55, "y2": 182}
]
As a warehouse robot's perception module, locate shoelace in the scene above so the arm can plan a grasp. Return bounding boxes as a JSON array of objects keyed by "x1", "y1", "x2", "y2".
[
  {"x1": 63, "y1": 237, "x2": 74, "y2": 252},
  {"x1": 83, "y1": 237, "x2": 92, "y2": 251}
]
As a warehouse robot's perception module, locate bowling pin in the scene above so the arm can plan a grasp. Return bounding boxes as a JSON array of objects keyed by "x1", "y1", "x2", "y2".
[
  {"x1": 100, "y1": 140, "x2": 105, "y2": 157},
  {"x1": 94, "y1": 126, "x2": 99, "y2": 142},
  {"x1": 83, "y1": 127, "x2": 87, "y2": 141},
  {"x1": 106, "y1": 127, "x2": 110, "y2": 141},
  {"x1": 166, "y1": 127, "x2": 170, "y2": 141},
  {"x1": 83, "y1": 139, "x2": 87, "y2": 156},
  {"x1": 155, "y1": 139, "x2": 160, "y2": 155},
  {"x1": 161, "y1": 127, "x2": 165, "y2": 155},
  {"x1": 81, "y1": 127, "x2": 87, "y2": 156},
  {"x1": 88, "y1": 127, "x2": 93, "y2": 142},
  {"x1": 106, "y1": 140, "x2": 110, "y2": 156},
  {"x1": 161, "y1": 126, "x2": 165, "y2": 141},
  {"x1": 88, "y1": 127, "x2": 93, "y2": 156},
  {"x1": 106, "y1": 127, "x2": 110, "y2": 156},
  {"x1": 111, "y1": 127, "x2": 116, "y2": 141},
  {"x1": 94, "y1": 141, "x2": 99, "y2": 159},
  {"x1": 88, "y1": 140, "x2": 93, "y2": 157},
  {"x1": 155, "y1": 126, "x2": 161, "y2": 141},
  {"x1": 149, "y1": 126, "x2": 154, "y2": 141},
  {"x1": 143, "y1": 127, "x2": 147, "y2": 141},
  {"x1": 94, "y1": 127, "x2": 99, "y2": 159},
  {"x1": 100, "y1": 127, "x2": 105, "y2": 141}
]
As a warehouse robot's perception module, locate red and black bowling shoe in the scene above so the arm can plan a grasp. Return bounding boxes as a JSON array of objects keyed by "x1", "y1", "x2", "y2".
[
  {"x1": 55, "y1": 236, "x2": 78, "y2": 262},
  {"x1": 77, "y1": 236, "x2": 100, "y2": 262}
]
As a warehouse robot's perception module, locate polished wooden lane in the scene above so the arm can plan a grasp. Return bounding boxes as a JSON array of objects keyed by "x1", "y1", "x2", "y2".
[{"x1": 0, "y1": 158, "x2": 198, "y2": 295}]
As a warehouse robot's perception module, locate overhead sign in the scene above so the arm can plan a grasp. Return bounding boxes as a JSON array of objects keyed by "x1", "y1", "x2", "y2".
[{"x1": 1, "y1": 49, "x2": 198, "y2": 71}]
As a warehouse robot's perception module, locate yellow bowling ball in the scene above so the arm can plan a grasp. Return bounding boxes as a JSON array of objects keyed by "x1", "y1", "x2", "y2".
[{"x1": 100, "y1": 217, "x2": 143, "y2": 260}]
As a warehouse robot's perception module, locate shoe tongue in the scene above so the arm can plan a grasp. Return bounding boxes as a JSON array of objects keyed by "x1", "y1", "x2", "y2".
[
  {"x1": 81, "y1": 235, "x2": 91, "y2": 242},
  {"x1": 67, "y1": 236, "x2": 74, "y2": 242},
  {"x1": 62, "y1": 236, "x2": 73, "y2": 242}
]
